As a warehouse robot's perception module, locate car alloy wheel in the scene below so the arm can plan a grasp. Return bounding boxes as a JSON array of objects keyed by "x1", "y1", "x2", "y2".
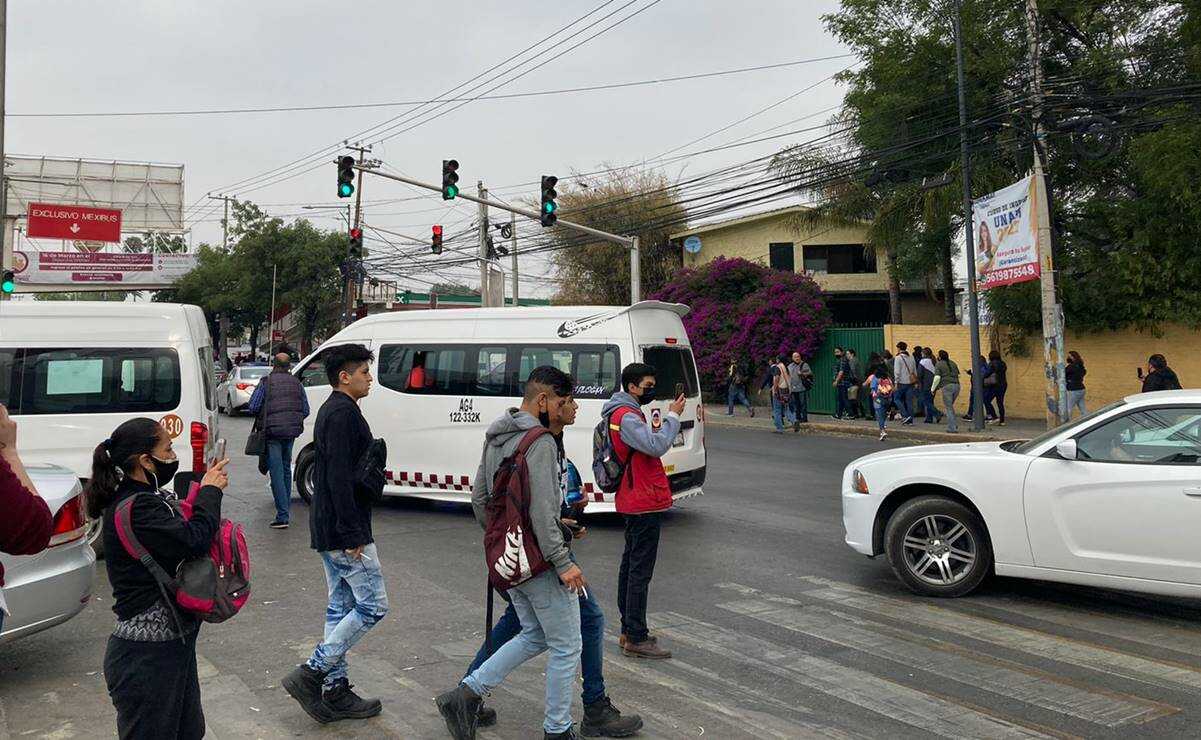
[{"x1": 901, "y1": 514, "x2": 976, "y2": 587}]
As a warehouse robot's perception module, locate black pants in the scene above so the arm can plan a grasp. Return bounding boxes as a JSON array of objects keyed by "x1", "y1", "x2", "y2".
[
  {"x1": 618, "y1": 512, "x2": 662, "y2": 643},
  {"x1": 104, "y1": 631, "x2": 204, "y2": 740}
]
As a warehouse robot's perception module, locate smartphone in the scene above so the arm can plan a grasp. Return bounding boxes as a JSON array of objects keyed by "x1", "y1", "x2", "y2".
[
  {"x1": 1137, "y1": 367, "x2": 1144, "y2": 380},
  {"x1": 214, "y1": 438, "x2": 227, "y2": 462},
  {"x1": 674, "y1": 382, "x2": 685, "y2": 399}
]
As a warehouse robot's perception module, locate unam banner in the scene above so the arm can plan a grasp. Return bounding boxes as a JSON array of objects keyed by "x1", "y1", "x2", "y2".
[
  {"x1": 12, "y1": 251, "x2": 197, "y2": 286},
  {"x1": 972, "y1": 174, "x2": 1040, "y2": 290}
]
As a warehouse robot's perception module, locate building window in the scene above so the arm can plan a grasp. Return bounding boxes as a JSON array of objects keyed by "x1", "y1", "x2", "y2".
[
  {"x1": 803, "y1": 244, "x2": 876, "y2": 274},
  {"x1": 768, "y1": 242, "x2": 794, "y2": 272}
]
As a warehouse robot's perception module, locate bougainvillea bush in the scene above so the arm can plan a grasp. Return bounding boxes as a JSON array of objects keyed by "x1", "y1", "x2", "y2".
[{"x1": 651, "y1": 257, "x2": 832, "y2": 392}]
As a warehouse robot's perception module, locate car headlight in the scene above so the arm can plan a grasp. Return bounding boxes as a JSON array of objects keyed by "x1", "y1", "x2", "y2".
[{"x1": 851, "y1": 469, "x2": 869, "y2": 495}]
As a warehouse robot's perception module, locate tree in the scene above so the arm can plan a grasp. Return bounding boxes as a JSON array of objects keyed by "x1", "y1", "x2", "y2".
[
  {"x1": 34, "y1": 290, "x2": 127, "y2": 302},
  {"x1": 123, "y1": 232, "x2": 187, "y2": 254},
  {"x1": 548, "y1": 168, "x2": 686, "y2": 305},
  {"x1": 652, "y1": 257, "x2": 831, "y2": 392}
]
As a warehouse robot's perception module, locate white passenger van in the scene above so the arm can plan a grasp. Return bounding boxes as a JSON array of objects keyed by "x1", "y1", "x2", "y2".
[
  {"x1": 292, "y1": 301, "x2": 706, "y2": 512},
  {"x1": 0, "y1": 302, "x2": 222, "y2": 498}
]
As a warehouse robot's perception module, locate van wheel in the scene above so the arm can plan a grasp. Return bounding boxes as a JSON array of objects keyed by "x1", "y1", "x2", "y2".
[
  {"x1": 295, "y1": 448, "x2": 315, "y2": 505},
  {"x1": 883, "y1": 496, "x2": 992, "y2": 598}
]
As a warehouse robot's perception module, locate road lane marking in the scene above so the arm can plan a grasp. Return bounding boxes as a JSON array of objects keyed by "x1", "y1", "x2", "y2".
[
  {"x1": 717, "y1": 598, "x2": 1174, "y2": 726},
  {"x1": 735, "y1": 578, "x2": 1201, "y2": 695},
  {"x1": 650, "y1": 611, "x2": 1065, "y2": 739}
]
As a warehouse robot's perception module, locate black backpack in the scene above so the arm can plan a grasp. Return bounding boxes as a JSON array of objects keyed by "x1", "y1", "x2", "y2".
[{"x1": 591, "y1": 409, "x2": 632, "y2": 494}]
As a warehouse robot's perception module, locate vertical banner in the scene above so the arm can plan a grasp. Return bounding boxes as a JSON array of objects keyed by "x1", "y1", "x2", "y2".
[{"x1": 972, "y1": 174, "x2": 1041, "y2": 289}]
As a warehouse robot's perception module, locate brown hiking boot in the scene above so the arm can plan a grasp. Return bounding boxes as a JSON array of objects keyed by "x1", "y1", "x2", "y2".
[
  {"x1": 622, "y1": 638, "x2": 671, "y2": 659},
  {"x1": 618, "y1": 633, "x2": 657, "y2": 649}
]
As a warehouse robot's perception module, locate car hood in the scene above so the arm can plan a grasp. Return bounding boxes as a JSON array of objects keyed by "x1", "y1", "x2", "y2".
[{"x1": 850, "y1": 441, "x2": 1015, "y2": 468}]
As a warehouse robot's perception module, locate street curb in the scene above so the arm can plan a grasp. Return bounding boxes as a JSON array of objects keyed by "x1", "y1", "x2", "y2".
[{"x1": 704, "y1": 414, "x2": 1007, "y2": 444}]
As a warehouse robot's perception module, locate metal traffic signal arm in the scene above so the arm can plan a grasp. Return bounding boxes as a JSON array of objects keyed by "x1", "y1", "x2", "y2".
[{"x1": 354, "y1": 164, "x2": 642, "y2": 303}]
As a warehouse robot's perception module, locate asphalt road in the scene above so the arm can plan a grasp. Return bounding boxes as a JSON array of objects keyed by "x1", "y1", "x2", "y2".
[{"x1": 4, "y1": 418, "x2": 1201, "y2": 739}]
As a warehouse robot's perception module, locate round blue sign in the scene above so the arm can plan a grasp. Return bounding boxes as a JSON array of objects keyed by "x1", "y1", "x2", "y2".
[{"x1": 683, "y1": 235, "x2": 702, "y2": 254}]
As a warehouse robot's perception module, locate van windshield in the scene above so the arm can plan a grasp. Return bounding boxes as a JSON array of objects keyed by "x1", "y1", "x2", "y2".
[{"x1": 642, "y1": 346, "x2": 700, "y2": 398}]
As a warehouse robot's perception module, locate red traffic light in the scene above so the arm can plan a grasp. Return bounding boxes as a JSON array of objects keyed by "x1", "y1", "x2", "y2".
[
  {"x1": 432, "y1": 225, "x2": 443, "y2": 236},
  {"x1": 349, "y1": 227, "x2": 363, "y2": 240}
]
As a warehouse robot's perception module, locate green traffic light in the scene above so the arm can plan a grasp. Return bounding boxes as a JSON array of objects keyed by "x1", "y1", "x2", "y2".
[
  {"x1": 544, "y1": 202, "x2": 556, "y2": 214},
  {"x1": 339, "y1": 183, "x2": 354, "y2": 197},
  {"x1": 446, "y1": 185, "x2": 458, "y2": 199},
  {"x1": 1, "y1": 280, "x2": 14, "y2": 294}
]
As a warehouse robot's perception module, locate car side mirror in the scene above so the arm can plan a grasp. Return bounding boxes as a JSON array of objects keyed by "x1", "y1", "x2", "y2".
[{"x1": 1056, "y1": 439, "x2": 1078, "y2": 460}]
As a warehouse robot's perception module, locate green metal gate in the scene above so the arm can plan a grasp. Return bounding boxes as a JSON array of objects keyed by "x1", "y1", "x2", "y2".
[{"x1": 806, "y1": 327, "x2": 885, "y2": 415}]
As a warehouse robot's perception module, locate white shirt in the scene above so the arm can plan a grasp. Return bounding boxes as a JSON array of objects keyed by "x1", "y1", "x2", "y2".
[
  {"x1": 894, "y1": 353, "x2": 918, "y2": 384},
  {"x1": 920, "y1": 357, "x2": 937, "y2": 374}
]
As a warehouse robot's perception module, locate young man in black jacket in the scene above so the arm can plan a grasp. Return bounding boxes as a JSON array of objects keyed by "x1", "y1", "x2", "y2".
[{"x1": 284, "y1": 344, "x2": 388, "y2": 724}]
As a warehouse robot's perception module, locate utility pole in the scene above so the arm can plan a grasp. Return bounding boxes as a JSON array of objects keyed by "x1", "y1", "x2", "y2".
[
  {"x1": 629, "y1": 236, "x2": 641, "y2": 304},
  {"x1": 478, "y1": 181, "x2": 490, "y2": 306},
  {"x1": 509, "y1": 212, "x2": 518, "y2": 307},
  {"x1": 343, "y1": 144, "x2": 371, "y2": 328},
  {"x1": 953, "y1": 0, "x2": 985, "y2": 432},
  {"x1": 269, "y1": 264, "x2": 277, "y2": 353},
  {"x1": 1025, "y1": 0, "x2": 1066, "y2": 428},
  {"x1": 208, "y1": 194, "x2": 237, "y2": 250}
]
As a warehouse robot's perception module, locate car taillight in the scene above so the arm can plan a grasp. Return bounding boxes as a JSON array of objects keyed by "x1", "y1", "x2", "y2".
[
  {"x1": 49, "y1": 494, "x2": 87, "y2": 547},
  {"x1": 191, "y1": 421, "x2": 209, "y2": 474},
  {"x1": 236, "y1": 383, "x2": 252, "y2": 391}
]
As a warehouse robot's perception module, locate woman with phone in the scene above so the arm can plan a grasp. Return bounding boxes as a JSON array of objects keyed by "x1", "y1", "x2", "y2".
[{"x1": 86, "y1": 418, "x2": 230, "y2": 740}]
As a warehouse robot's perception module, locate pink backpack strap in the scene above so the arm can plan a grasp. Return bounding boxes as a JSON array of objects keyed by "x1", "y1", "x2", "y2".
[{"x1": 114, "y1": 495, "x2": 178, "y2": 588}]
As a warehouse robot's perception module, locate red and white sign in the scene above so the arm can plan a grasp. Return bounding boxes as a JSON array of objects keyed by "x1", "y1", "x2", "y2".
[{"x1": 27, "y1": 202, "x2": 122, "y2": 243}]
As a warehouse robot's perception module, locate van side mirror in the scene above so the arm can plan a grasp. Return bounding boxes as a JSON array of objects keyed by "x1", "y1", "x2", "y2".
[{"x1": 1055, "y1": 439, "x2": 1078, "y2": 460}]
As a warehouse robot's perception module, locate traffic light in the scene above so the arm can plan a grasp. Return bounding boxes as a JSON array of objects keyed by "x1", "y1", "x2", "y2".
[
  {"x1": 348, "y1": 227, "x2": 363, "y2": 259},
  {"x1": 540, "y1": 175, "x2": 558, "y2": 227},
  {"x1": 0, "y1": 270, "x2": 13, "y2": 294},
  {"x1": 431, "y1": 224, "x2": 443, "y2": 254},
  {"x1": 441, "y1": 159, "x2": 459, "y2": 200},
  {"x1": 337, "y1": 156, "x2": 355, "y2": 198}
]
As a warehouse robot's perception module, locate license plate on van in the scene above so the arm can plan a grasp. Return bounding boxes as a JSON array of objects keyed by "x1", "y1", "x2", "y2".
[{"x1": 672, "y1": 432, "x2": 685, "y2": 448}]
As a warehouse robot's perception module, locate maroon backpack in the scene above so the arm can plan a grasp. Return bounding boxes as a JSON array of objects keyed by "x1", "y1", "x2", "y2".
[
  {"x1": 484, "y1": 427, "x2": 553, "y2": 592},
  {"x1": 114, "y1": 485, "x2": 250, "y2": 631}
]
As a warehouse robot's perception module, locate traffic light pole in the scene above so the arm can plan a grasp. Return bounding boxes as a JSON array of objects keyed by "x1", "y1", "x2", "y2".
[
  {"x1": 478, "y1": 181, "x2": 491, "y2": 306},
  {"x1": 355, "y1": 166, "x2": 642, "y2": 304}
]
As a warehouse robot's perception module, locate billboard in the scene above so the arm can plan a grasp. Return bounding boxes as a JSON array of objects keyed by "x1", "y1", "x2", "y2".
[
  {"x1": 972, "y1": 174, "x2": 1040, "y2": 290},
  {"x1": 5, "y1": 156, "x2": 185, "y2": 233},
  {"x1": 11, "y1": 250, "x2": 197, "y2": 287}
]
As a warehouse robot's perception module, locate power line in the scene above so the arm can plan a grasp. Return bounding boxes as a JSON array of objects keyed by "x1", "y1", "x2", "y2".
[{"x1": 11, "y1": 55, "x2": 855, "y2": 118}]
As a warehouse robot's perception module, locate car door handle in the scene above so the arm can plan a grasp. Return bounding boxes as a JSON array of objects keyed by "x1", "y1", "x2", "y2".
[{"x1": 1185, "y1": 487, "x2": 1201, "y2": 498}]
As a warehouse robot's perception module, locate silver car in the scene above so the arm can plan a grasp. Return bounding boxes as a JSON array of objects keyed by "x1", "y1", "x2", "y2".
[
  {"x1": 1, "y1": 464, "x2": 96, "y2": 643},
  {"x1": 218, "y1": 364, "x2": 270, "y2": 415}
]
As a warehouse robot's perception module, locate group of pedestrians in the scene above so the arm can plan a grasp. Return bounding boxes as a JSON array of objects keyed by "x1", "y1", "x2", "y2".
[{"x1": 726, "y1": 353, "x2": 814, "y2": 432}]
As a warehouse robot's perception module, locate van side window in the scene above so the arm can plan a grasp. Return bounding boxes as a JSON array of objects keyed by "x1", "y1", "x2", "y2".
[
  {"x1": 376, "y1": 344, "x2": 620, "y2": 398},
  {"x1": 18, "y1": 348, "x2": 181, "y2": 415},
  {"x1": 475, "y1": 347, "x2": 509, "y2": 396},
  {"x1": 378, "y1": 345, "x2": 472, "y2": 395},
  {"x1": 0, "y1": 349, "x2": 19, "y2": 407},
  {"x1": 197, "y1": 348, "x2": 216, "y2": 409},
  {"x1": 516, "y1": 346, "x2": 621, "y2": 399},
  {"x1": 298, "y1": 354, "x2": 328, "y2": 388}
]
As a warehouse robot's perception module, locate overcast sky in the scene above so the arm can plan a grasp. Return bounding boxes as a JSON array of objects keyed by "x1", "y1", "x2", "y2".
[{"x1": 9, "y1": 0, "x2": 851, "y2": 294}]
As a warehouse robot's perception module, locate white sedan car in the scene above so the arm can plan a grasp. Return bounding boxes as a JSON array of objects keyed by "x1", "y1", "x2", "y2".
[
  {"x1": 217, "y1": 364, "x2": 270, "y2": 415},
  {"x1": 842, "y1": 390, "x2": 1201, "y2": 598}
]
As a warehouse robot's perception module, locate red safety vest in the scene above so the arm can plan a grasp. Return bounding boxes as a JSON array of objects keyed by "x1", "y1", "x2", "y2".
[{"x1": 609, "y1": 406, "x2": 674, "y2": 515}]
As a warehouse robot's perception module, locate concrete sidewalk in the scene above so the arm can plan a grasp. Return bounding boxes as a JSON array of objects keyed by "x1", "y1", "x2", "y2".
[{"x1": 705, "y1": 403, "x2": 1047, "y2": 444}]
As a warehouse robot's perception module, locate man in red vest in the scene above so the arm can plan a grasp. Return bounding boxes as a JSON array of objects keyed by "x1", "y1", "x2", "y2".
[{"x1": 602, "y1": 363, "x2": 686, "y2": 660}]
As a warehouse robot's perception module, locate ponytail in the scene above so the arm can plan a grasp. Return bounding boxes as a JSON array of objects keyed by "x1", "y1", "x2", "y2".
[{"x1": 84, "y1": 417, "x2": 162, "y2": 519}]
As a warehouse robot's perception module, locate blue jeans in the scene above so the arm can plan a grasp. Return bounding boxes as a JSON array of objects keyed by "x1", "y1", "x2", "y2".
[
  {"x1": 1066, "y1": 389, "x2": 1086, "y2": 418},
  {"x1": 266, "y1": 438, "x2": 294, "y2": 523},
  {"x1": 790, "y1": 391, "x2": 808, "y2": 423},
  {"x1": 726, "y1": 385, "x2": 751, "y2": 414},
  {"x1": 463, "y1": 570, "x2": 582, "y2": 734},
  {"x1": 873, "y1": 400, "x2": 888, "y2": 431},
  {"x1": 895, "y1": 384, "x2": 915, "y2": 421},
  {"x1": 941, "y1": 384, "x2": 961, "y2": 432},
  {"x1": 306, "y1": 544, "x2": 390, "y2": 689},
  {"x1": 920, "y1": 389, "x2": 939, "y2": 422},
  {"x1": 770, "y1": 394, "x2": 795, "y2": 430},
  {"x1": 465, "y1": 576, "x2": 606, "y2": 705}
]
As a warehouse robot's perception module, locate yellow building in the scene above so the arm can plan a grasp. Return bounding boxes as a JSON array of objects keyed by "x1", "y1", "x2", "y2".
[{"x1": 670, "y1": 206, "x2": 948, "y2": 324}]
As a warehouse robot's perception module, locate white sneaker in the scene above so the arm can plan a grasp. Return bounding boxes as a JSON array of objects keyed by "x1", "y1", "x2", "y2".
[{"x1": 879, "y1": 430, "x2": 888, "y2": 441}]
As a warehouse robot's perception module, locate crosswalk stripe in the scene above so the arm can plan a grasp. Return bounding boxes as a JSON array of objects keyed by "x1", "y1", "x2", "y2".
[
  {"x1": 767, "y1": 577, "x2": 1201, "y2": 695},
  {"x1": 966, "y1": 594, "x2": 1201, "y2": 659},
  {"x1": 651, "y1": 611, "x2": 1065, "y2": 739},
  {"x1": 717, "y1": 598, "x2": 1174, "y2": 726},
  {"x1": 602, "y1": 638, "x2": 852, "y2": 739}
]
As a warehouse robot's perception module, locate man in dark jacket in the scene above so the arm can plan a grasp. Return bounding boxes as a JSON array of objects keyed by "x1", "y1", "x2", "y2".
[
  {"x1": 283, "y1": 344, "x2": 387, "y2": 725},
  {"x1": 248, "y1": 352, "x2": 310, "y2": 529},
  {"x1": 603, "y1": 363, "x2": 685, "y2": 660},
  {"x1": 0, "y1": 404, "x2": 53, "y2": 632},
  {"x1": 1142, "y1": 354, "x2": 1183, "y2": 393}
]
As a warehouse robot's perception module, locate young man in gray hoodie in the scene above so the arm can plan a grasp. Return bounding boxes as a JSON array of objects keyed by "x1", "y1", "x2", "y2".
[{"x1": 437, "y1": 366, "x2": 588, "y2": 740}]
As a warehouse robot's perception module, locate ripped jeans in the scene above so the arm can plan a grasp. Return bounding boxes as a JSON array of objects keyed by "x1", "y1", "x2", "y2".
[{"x1": 306, "y1": 543, "x2": 390, "y2": 689}]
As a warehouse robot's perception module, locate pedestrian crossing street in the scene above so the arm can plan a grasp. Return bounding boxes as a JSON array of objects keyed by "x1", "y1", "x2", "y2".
[{"x1": 184, "y1": 575, "x2": 1201, "y2": 739}]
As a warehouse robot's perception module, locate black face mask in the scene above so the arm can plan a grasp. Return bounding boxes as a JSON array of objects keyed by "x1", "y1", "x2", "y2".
[
  {"x1": 637, "y1": 386, "x2": 657, "y2": 405},
  {"x1": 147, "y1": 456, "x2": 180, "y2": 489}
]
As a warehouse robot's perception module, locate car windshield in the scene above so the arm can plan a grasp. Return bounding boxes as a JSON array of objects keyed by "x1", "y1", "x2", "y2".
[
  {"x1": 1011, "y1": 399, "x2": 1127, "y2": 454},
  {"x1": 240, "y1": 368, "x2": 269, "y2": 380}
]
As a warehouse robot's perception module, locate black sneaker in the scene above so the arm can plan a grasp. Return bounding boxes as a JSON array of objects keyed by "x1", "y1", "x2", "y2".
[
  {"x1": 321, "y1": 678, "x2": 382, "y2": 721},
  {"x1": 436, "y1": 683, "x2": 482, "y2": 740},
  {"x1": 581, "y1": 696, "x2": 643, "y2": 737},
  {"x1": 282, "y1": 664, "x2": 333, "y2": 724},
  {"x1": 269, "y1": 519, "x2": 289, "y2": 529},
  {"x1": 546, "y1": 730, "x2": 578, "y2": 740},
  {"x1": 478, "y1": 702, "x2": 498, "y2": 727}
]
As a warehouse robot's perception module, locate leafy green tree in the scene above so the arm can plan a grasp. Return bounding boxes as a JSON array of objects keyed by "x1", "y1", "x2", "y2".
[
  {"x1": 123, "y1": 232, "x2": 187, "y2": 254},
  {"x1": 548, "y1": 168, "x2": 685, "y2": 305}
]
